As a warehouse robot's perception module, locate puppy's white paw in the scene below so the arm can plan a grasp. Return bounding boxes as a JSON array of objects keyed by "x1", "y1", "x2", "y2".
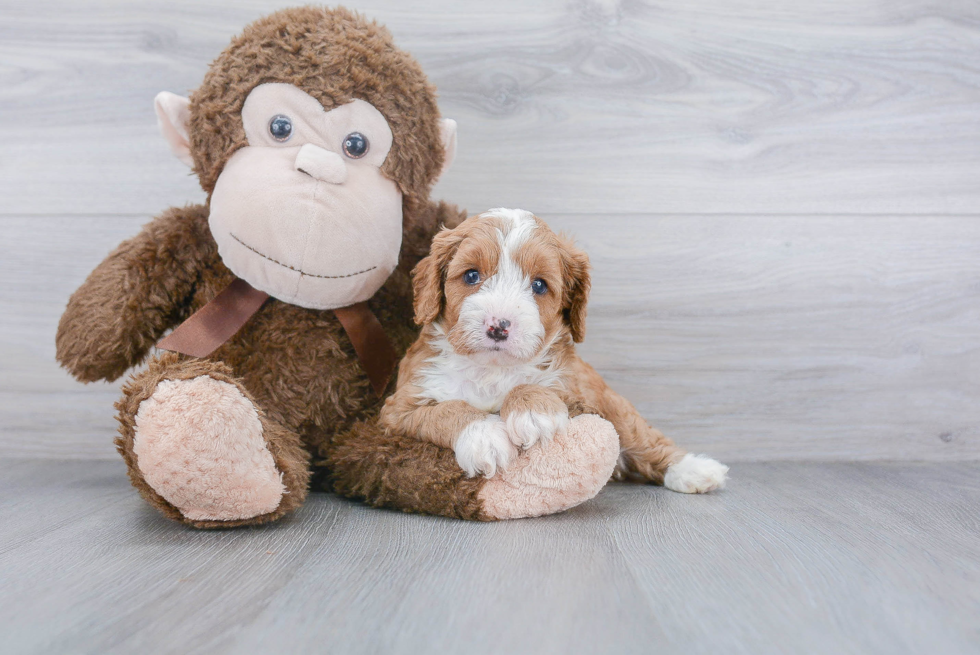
[
  {"x1": 505, "y1": 409, "x2": 570, "y2": 449},
  {"x1": 454, "y1": 415, "x2": 518, "y2": 478},
  {"x1": 664, "y1": 454, "x2": 729, "y2": 494}
]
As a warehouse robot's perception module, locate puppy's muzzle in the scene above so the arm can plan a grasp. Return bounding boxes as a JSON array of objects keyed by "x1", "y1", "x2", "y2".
[{"x1": 486, "y1": 318, "x2": 510, "y2": 342}]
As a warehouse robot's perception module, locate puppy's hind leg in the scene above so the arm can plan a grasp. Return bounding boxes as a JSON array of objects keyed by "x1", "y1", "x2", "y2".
[
  {"x1": 663, "y1": 452, "x2": 729, "y2": 494},
  {"x1": 606, "y1": 391, "x2": 728, "y2": 493}
]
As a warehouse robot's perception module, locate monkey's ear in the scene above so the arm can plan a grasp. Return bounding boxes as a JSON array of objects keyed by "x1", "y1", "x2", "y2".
[
  {"x1": 154, "y1": 92, "x2": 194, "y2": 168},
  {"x1": 437, "y1": 118, "x2": 457, "y2": 180}
]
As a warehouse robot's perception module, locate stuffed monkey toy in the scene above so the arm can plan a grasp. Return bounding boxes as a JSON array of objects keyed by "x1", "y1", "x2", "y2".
[{"x1": 56, "y1": 7, "x2": 617, "y2": 527}]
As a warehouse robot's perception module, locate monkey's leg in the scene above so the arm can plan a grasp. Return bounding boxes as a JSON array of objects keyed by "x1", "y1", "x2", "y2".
[
  {"x1": 326, "y1": 414, "x2": 619, "y2": 520},
  {"x1": 115, "y1": 353, "x2": 310, "y2": 528}
]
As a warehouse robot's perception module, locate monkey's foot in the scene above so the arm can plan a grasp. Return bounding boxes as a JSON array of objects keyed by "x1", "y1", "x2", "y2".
[
  {"x1": 478, "y1": 414, "x2": 619, "y2": 519},
  {"x1": 132, "y1": 375, "x2": 285, "y2": 522}
]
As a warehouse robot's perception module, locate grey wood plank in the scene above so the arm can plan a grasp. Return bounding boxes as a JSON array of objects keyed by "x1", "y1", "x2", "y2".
[
  {"x1": 1, "y1": 0, "x2": 979, "y2": 215},
  {"x1": 599, "y1": 462, "x2": 980, "y2": 654},
  {"x1": 0, "y1": 460, "x2": 977, "y2": 654},
  {"x1": 0, "y1": 215, "x2": 144, "y2": 459},
  {"x1": 0, "y1": 457, "x2": 130, "y2": 557},
  {"x1": 3, "y1": 213, "x2": 978, "y2": 461},
  {"x1": 561, "y1": 213, "x2": 980, "y2": 462}
]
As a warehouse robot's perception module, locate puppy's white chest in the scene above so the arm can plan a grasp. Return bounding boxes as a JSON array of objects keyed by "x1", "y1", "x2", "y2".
[{"x1": 418, "y1": 352, "x2": 560, "y2": 413}]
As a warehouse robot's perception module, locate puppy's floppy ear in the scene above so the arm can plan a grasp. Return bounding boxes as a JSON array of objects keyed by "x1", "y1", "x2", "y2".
[
  {"x1": 560, "y1": 238, "x2": 592, "y2": 343},
  {"x1": 412, "y1": 227, "x2": 464, "y2": 325}
]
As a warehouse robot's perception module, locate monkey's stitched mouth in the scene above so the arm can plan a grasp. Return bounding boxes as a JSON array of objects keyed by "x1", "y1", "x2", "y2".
[{"x1": 230, "y1": 233, "x2": 377, "y2": 279}]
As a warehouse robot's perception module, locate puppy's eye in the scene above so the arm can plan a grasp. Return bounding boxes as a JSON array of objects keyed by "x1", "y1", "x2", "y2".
[
  {"x1": 531, "y1": 279, "x2": 548, "y2": 295},
  {"x1": 269, "y1": 115, "x2": 293, "y2": 142},
  {"x1": 463, "y1": 269, "x2": 481, "y2": 285},
  {"x1": 343, "y1": 132, "x2": 369, "y2": 158}
]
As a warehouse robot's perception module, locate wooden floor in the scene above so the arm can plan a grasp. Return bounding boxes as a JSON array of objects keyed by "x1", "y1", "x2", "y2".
[{"x1": 1, "y1": 459, "x2": 977, "y2": 655}]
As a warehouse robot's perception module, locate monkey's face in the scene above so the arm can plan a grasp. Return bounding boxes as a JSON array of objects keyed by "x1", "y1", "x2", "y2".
[{"x1": 207, "y1": 83, "x2": 402, "y2": 310}]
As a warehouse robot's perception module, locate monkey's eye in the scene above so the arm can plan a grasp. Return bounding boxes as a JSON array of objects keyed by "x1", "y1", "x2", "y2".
[
  {"x1": 531, "y1": 279, "x2": 548, "y2": 295},
  {"x1": 269, "y1": 115, "x2": 293, "y2": 142},
  {"x1": 463, "y1": 269, "x2": 481, "y2": 285},
  {"x1": 343, "y1": 132, "x2": 369, "y2": 158}
]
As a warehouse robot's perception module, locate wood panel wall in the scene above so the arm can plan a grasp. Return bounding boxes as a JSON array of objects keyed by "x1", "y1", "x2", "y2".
[{"x1": 2, "y1": 0, "x2": 978, "y2": 461}]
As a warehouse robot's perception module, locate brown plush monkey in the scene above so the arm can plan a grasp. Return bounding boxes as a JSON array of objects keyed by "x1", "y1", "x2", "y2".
[{"x1": 56, "y1": 7, "x2": 615, "y2": 527}]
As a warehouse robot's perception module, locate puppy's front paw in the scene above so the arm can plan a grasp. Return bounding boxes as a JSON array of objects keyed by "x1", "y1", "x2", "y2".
[
  {"x1": 505, "y1": 409, "x2": 570, "y2": 449},
  {"x1": 454, "y1": 415, "x2": 517, "y2": 478},
  {"x1": 500, "y1": 384, "x2": 570, "y2": 449},
  {"x1": 664, "y1": 454, "x2": 729, "y2": 494}
]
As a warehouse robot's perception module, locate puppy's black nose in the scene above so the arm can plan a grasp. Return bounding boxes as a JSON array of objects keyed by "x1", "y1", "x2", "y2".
[{"x1": 487, "y1": 319, "x2": 510, "y2": 342}]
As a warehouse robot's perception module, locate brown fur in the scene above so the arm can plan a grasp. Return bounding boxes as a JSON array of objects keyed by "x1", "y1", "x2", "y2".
[
  {"x1": 189, "y1": 6, "x2": 446, "y2": 209},
  {"x1": 56, "y1": 8, "x2": 479, "y2": 527},
  {"x1": 327, "y1": 420, "x2": 491, "y2": 521},
  {"x1": 383, "y1": 213, "x2": 687, "y2": 484}
]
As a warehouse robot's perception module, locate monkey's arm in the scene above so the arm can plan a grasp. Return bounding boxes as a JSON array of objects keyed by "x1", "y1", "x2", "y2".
[{"x1": 56, "y1": 204, "x2": 217, "y2": 382}]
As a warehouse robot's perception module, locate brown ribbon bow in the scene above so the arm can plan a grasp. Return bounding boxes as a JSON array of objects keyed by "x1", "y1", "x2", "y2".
[{"x1": 156, "y1": 278, "x2": 397, "y2": 396}]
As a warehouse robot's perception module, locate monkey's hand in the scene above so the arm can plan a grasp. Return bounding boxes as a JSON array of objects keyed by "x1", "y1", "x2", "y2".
[{"x1": 56, "y1": 204, "x2": 216, "y2": 382}]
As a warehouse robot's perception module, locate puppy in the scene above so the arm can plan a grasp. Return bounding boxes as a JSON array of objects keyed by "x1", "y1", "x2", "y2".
[{"x1": 380, "y1": 208, "x2": 728, "y2": 493}]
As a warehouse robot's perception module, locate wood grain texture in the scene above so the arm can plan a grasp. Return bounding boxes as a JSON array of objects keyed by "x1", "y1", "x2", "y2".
[
  {"x1": 3, "y1": 213, "x2": 977, "y2": 461},
  {"x1": 0, "y1": 0, "x2": 978, "y2": 215},
  {"x1": 0, "y1": 216, "x2": 143, "y2": 459},
  {"x1": 0, "y1": 459, "x2": 977, "y2": 654}
]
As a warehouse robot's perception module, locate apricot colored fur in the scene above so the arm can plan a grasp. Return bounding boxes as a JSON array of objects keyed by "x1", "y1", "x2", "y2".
[{"x1": 383, "y1": 214, "x2": 688, "y2": 487}]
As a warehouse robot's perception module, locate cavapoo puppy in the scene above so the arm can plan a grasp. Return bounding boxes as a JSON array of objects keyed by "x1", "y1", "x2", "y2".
[{"x1": 381, "y1": 208, "x2": 728, "y2": 493}]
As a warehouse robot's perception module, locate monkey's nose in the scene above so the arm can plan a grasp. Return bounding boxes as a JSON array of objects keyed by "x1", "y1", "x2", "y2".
[{"x1": 294, "y1": 143, "x2": 348, "y2": 184}]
